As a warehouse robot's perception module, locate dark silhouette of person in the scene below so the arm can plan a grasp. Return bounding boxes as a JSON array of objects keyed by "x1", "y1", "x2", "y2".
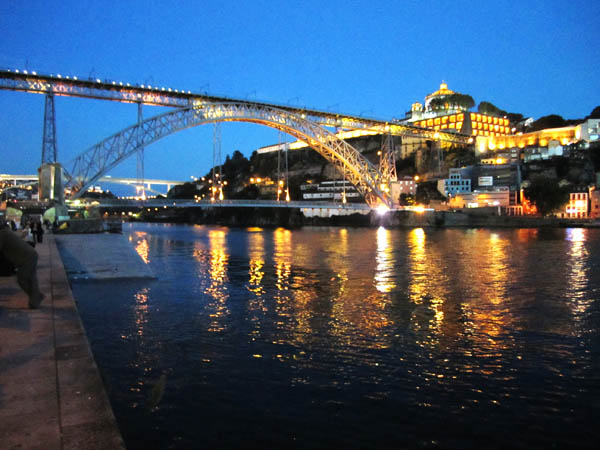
[
  {"x1": 0, "y1": 224, "x2": 45, "y2": 309},
  {"x1": 33, "y1": 220, "x2": 44, "y2": 243}
]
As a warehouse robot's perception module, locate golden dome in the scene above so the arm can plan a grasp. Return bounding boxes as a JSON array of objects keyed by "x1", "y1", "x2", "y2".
[{"x1": 425, "y1": 81, "x2": 455, "y2": 100}]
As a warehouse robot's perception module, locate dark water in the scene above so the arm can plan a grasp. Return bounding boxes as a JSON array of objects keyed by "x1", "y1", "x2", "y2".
[{"x1": 71, "y1": 223, "x2": 600, "y2": 449}]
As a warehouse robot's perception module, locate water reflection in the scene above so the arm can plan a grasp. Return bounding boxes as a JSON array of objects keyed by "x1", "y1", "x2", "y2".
[
  {"x1": 131, "y1": 232, "x2": 150, "y2": 263},
  {"x1": 463, "y1": 231, "x2": 516, "y2": 357},
  {"x1": 565, "y1": 228, "x2": 592, "y2": 322},
  {"x1": 273, "y1": 228, "x2": 292, "y2": 293},
  {"x1": 246, "y1": 229, "x2": 266, "y2": 340},
  {"x1": 75, "y1": 224, "x2": 600, "y2": 449},
  {"x1": 374, "y1": 227, "x2": 396, "y2": 293},
  {"x1": 406, "y1": 228, "x2": 448, "y2": 340},
  {"x1": 205, "y1": 229, "x2": 230, "y2": 332}
]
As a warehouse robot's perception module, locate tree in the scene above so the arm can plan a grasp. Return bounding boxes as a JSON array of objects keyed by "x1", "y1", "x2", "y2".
[
  {"x1": 588, "y1": 106, "x2": 600, "y2": 119},
  {"x1": 478, "y1": 101, "x2": 504, "y2": 116},
  {"x1": 430, "y1": 94, "x2": 475, "y2": 111},
  {"x1": 399, "y1": 193, "x2": 415, "y2": 206},
  {"x1": 523, "y1": 175, "x2": 569, "y2": 216},
  {"x1": 529, "y1": 115, "x2": 568, "y2": 132}
]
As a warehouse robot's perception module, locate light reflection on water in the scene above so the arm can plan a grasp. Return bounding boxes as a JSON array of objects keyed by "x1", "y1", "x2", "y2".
[{"x1": 72, "y1": 223, "x2": 600, "y2": 450}]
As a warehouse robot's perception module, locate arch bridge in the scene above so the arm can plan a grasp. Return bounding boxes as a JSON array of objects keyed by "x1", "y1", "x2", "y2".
[
  {"x1": 68, "y1": 102, "x2": 392, "y2": 207},
  {"x1": 1, "y1": 69, "x2": 474, "y2": 208}
]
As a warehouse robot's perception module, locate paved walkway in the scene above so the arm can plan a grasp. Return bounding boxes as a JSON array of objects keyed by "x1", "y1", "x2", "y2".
[{"x1": 0, "y1": 234, "x2": 125, "y2": 450}]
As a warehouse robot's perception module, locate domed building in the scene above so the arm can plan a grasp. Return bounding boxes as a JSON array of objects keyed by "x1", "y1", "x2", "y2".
[{"x1": 404, "y1": 82, "x2": 512, "y2": 138}]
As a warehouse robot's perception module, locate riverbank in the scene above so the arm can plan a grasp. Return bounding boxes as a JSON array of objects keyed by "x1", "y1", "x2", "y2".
[
  {"x1": 134, "y1": 205, "x2": 600, "y2": 228},
  {"x1": 0, "y1": 234, "x2": 126, "y2": 449}
]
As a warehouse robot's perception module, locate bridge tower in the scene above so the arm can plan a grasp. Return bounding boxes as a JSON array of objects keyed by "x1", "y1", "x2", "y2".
[
  {"x1": 211, "y1": 122, "x2": 223, "y2": 201},
  {"x1": 39, "y1": 93, "x2": 64, "y2": 203},
  {"x1": 41, "y1": 93, "x2": 58, "y2": 164}
]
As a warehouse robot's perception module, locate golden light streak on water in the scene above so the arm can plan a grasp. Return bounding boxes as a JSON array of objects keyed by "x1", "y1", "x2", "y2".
[
  {"x1": 465, "y1": 231, "x2": 513, "y2": 348},
  {"x1": 374, "y1": 227, "x2": 396, "y2": 293},
  {"x1": 134, "y1": 287, "x2": 149, "y2": 337},
  {"x1": 132, "y1": 232, "x2": 150, "y2": 263},
  {"x1": 566, "y1": 228, "x2": 592, "y2": 321},
  {"x1": 205, "y1": 229, "x2": 230, "y2": 332},
  {"x1": 273, "y1": 227, "x2": 292, "y2": 302},
  {"x1": 247, "y1": 230, "x2": 267, "y2": 340}
]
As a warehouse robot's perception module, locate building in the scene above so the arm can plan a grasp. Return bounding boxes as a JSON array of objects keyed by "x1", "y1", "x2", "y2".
[
  {"x1": 438, "y1": 163, "x2": 521, "y2": 206},
  {"x1": 579, "y1": 119, "x2": 600, "y2": 142},
  {"x1": 558, "y1": 190, "x2": 589, "y2": 219},
  {"x1": 404, "y1": 82, "x2": 512, "y2": 137},
  {"x1": 438, "y1": 168, "x2": 472, "y2": 197},
  {"x1": 476, "y1": 119, "x2": 600, "y2": 155},
  {"x1": 300, "y1": 180, "x2": 361, "y2": 202},
  {"x1": 448, "y1": 187, "x2": 512, "y2": 209}
]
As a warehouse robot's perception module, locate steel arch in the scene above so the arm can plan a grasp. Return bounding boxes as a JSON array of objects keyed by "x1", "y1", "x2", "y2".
[{"x1": 67, "y1": 102, "x2": 392, "y2": 207}]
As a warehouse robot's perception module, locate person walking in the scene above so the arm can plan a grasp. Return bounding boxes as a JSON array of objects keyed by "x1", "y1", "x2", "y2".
[
  {"x1": 33, "y1": 220, "x2": 44, "y2": 243},
  {"x1": 0, "y1": 223, "x2": 45, "y2": 309},
  {"x1": 25, "y1": 223, "x2": 36, "y2": 247}
]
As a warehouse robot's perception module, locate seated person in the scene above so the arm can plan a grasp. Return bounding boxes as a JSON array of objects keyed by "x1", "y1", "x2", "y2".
[{"x1": 0, "y1": 223, "x2": 45, "y2": 309}]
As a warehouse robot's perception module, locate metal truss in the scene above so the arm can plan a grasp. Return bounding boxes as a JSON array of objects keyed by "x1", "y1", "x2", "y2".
[
  {"x1": 41, "y1": 94, "x2": 58, "y2": 163},
  {"x1": 379, "y1": 133, "x2": 397, "y2": 183},
  {"x1": 1, "y1": 69, "x2": 471, "y2": 144},
  {"x1": 67, "y1": 102, "x2": 393, "y2": 207}
]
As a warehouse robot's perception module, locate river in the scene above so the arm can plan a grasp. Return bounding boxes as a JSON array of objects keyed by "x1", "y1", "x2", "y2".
[{"x1": 70, "y1": 223, "x2": 600, "y2": 449}]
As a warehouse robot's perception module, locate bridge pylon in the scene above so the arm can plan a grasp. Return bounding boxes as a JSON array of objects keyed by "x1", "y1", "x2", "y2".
[
  {"x1": 38, "y1": 162, "x2": 65, "y2": 204},
  {"x1": 41, "y1": 93, "x2": 58, "y2": 164}
]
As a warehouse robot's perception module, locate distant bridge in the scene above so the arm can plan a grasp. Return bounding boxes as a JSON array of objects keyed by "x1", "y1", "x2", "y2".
[
  {"x1": 0, "y1": 174, "x2": 184, "y2": 195},
  {"x1": 1, "y1": 69, "x2": 472, "y2": 208}
]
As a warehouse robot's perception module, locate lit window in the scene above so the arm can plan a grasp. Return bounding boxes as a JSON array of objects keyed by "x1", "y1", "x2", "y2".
[
  {"x1": 442, "y1": 116, "x2": 448, "y2": 124},
  {"x1": 471, "y1": 113, "x2": 476, "y2": 120},
  {"x1": 458, "y1": 114, "x2": 464, "y2": 121},
  {"x1": 449, "y1": 123, "x2": 455, "y2": 128},
  {"x1": 434, "y1": 118, "x2": 440, "y2": 125},
  {"x1": 441, "y1": 124, "x2": 448, "y2": 129},
  {"x1": 450, "y1": 115, "x2": 456, "y2": 123},
  {"x1": 473, "y1": 130, "x2": 478, "y2": 135},
  {"x1": 427, "y1": 119, "x2": 433, "y2": 126},
  {"x1": 457, "y1": 122, "x2": 462, "y2": 129},
  {"x1": 493, "y1": 117, "x2": 498, "y2": 125},
  {"x1": 484, "y1": 124, "x2": 489, "y2": 130}
]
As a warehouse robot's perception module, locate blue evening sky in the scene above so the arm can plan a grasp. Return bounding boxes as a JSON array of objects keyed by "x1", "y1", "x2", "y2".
[{"x1": 1, "y1": 0, "x2": 599, "y2": 189}]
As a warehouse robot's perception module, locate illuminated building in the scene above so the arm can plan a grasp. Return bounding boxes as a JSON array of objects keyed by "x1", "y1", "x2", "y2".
[
  {"x1": 438, "y1": 164, "x2": 521, "y2": 206},
  {"x1": 391, "y1": 176, "x2": 417, "y2": 196},
  {"x1": 404, "y1": 82, "x2": 512, "y2": 137},
  {"x1": 476, "y1": 119, "x2": 599, "y2": 155},
  {"x1": 448, "y1": 187, "x2": 511, "y2": 209},
  {"x1": 300, "y1": 180, "x2": 360, "y2": 201},
  {"x1": 558, "y1": 190, "x2": 589, "y2": 219}
]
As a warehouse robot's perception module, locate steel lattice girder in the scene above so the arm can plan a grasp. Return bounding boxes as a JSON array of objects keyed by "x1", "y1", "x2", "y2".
[
  {"x1": 1, "y1": 70, "x2": 471, "y2": 145},
  {"x1": 67, "y1": 102, "x2": 392, "y2": 207}
]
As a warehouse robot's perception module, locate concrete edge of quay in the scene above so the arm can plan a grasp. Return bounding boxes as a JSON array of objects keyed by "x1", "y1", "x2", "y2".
[{"x1": 0, "y1": 234, "x2": 126, "y2": 450}]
